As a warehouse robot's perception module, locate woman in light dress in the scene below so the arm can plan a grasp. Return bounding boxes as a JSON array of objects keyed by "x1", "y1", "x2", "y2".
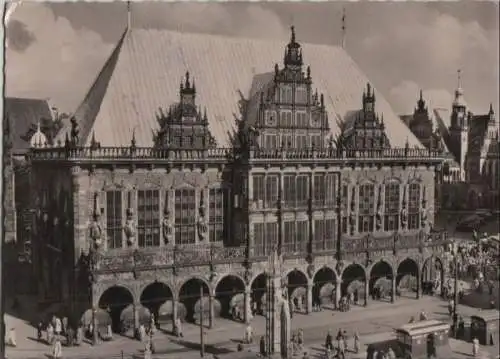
[
  {"x1": 472, "y1": 337, "x2": 480, "y2": 357},
  {"x1": 52, "y1": 338, "x2": 62, "y2": 359},
  {"x1": 47, "y1": 323, "x2": 54, "y2": 344}
]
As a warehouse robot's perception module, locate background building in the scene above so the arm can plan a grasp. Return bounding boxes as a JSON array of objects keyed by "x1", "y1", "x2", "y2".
[
  {"x1": 400, "y1": 84, "x2": 499, "y2": 211},
  {"x1": 28, "y1": 27, "x2": 449, "y2": 333}
]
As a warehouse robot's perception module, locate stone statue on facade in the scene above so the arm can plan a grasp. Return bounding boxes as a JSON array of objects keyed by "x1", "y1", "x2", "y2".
[
  {"x1": 197, "y1": 208, "x2": 208, "y2": 242},
  {"x1": 375, "y1": 205, "x2": 383, "y2": 231},
  {"x1": 70, "y1": 117, "x2": 79, "y2": 146},
  {"x1": 124, "y1": 208, "x2": 136, "y2": 247},
  {"x1": 162, "y1": 210, "x2": 173, "y2": 245},
  {"x1": 349, "y1": 211, "x2": 356, "y2": 235},
  {"x1": 400, "y1": 207, "x2": 408, "y2": 229},
  {"x1": 89, "y1": 212, "x2": 103, "y2": 251}
]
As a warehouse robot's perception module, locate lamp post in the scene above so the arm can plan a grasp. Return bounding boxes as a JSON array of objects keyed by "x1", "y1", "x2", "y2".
[
  {"x1": 452, "y1": 244, "x2": 459, "y2": 337},
  {"x1": 199, "y1": 286, "x2": 205, "y2": 358}
]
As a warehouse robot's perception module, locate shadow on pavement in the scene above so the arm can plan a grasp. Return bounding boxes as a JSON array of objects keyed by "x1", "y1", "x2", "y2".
[{"x1": 162, "y1": 338, "x2": 235, "y2": 356}]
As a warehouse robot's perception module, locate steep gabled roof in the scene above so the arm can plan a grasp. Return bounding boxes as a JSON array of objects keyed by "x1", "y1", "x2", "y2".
[
  {"x1": 56, "y1": 29, "x2": 422, "y2": 148},
  {"x1": 4, "y1": 97, "x2": 52, "y2": 152}
]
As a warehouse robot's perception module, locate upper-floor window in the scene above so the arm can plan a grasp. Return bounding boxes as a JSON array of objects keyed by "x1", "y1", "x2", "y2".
[
  {"x1": 280, "y1": 111, "x2": 293, "y2": 128},
  {"x1": 264, "y1": 134, "x2": 278, "y2": 149},
  {"x1": 281, "y1": 134, "x2": 293, "y2": 148},
  {"x1": 106, "y1": 191, "x2": 122, "y2": 249},
  {"x1": 296, "y1": 135, "x2": 307, "y2": 149},
  {"x1": 174, "y1": 188, "x2": 196, "y2": 244},
  {"x1": 138, "y1": 190, "x2": 161, "y2": 247},
  {"x1": 253, "y1": 222, "x2": 277, "y2": 257},
  {"x1": 280, "y1": 86, "x2": 293, "y2": 104},
  {"x1": 313, "y1": 174, "x2": 336, "y2": 207},
  {"x1": 341, "y1": 185, "x2": 349, "y2": 234},
  {"x1": 358, "y1": 183, "x2": 375, "y2": 233},
  {"x1": 283, "y1": 174, "x2": 309, "y2": 208},
  {"x1": 296, "y1": 112, "x2": 308, "y2": 127},
  {"x1": 209, "y1": 188, "x2": 228, "y2": 243},
  {"x1": 253, "y1": 175, "x2": 278, "y2": 208},
  {"x1": 311, "y1": 135, "x2": 322, "y2": 148},
  {"x1": 384, "y1": 183, "x2": 400, "y2": 231},
  {"x1": 314, "y1": 219, "x2": 335, "y2": 251},
  {"x1": 296, "y1": 87, "x2": 307, "y2": 104},
  {"x1": 408, "y1": 183, "x2": 420, "y2": 230}
]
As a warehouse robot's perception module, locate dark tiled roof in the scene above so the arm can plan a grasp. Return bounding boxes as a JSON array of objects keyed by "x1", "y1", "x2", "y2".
[
  {"x1": 55, "y1": 29, "x2": 422, "y2": 148},
  {"x1": 4, "y1": 97, "x2": 52, "y2": 152}
]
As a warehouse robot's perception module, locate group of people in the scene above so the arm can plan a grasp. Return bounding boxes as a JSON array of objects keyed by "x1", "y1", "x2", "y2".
[{"x1": 324, "y1": 329, "x2": 360, "y2": 359}]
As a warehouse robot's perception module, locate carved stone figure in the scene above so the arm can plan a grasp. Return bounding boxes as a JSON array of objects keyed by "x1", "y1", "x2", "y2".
[
  {"x1": 162, "y1": 210, "x2": 173, "y2": 245},
  {"x1": 400, "y1": 207, "x2": 408, "y2": 229},
  {"x1": 349, "y1": 211, "x2": 356, "y2": 235},
  {"x1": 197, "y1": 209, "x2": 208, "y2": 242},
  {"x1": 89, "y1": 212, "x2": 103, "y2": 251},
  {"x1": 124, "y1": 208, "x2": 136, "y2": 246},
  {"x1": 375, "y1": 205, "x2": 383, "y2": 230}
]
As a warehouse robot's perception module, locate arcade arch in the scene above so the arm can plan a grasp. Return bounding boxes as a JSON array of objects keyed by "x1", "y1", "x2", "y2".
[
  {"x1": 250, "y1": 273, "x2": 267, "y2": 316},
  {"x1": 368, "y1": 260, "x2": 394, "y2": 301},
  {"x1": 140, "y1": 282, "x2": 174, "y2": 326},
  {"x1": 178, "y1": 277, "x2": 212, "y2": 324},
  {"x1": 312, "y1": 267, "x2": 337, "y2": 309},
  {"x1": 421, "y1": 256, "x2": 444, "y2": 296},
  {"x1": 397, "y1": 258, "x2": 419, "y2": 298},
  {"x1": 287, "y1": 269, "x2": 308, "y2": 313},
  {"x1": 214, "y1": 275, "x2": 246, "y2": 322},
  {"x1": 98, "y1": 285, "x2": 134, "y2": 333},
  {"x1": 341, "y1": 263, "x2": 366, "y2": 304}
]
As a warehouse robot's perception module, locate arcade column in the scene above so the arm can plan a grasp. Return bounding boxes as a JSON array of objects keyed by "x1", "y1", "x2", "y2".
[
  {"x1": 391, "y1": 277, "x2": 396, "y2": 303},
  {"x1": 208, "y1": 295, "x2": 215, "y2": 329},
  {"x1": 92, "y1": 307, "x2": 99, "y2": 345},
  {"x1": 172, "y1": 299, "x2": 178, "y2": 333},
  {"x1": 306, "y1": 283, "x2": 313, "y2": 314},
  {"x1": 133, "y1": 301, "x2": 140, "y2": 338},
  {"x1": 364, "y1": 280, "x2": 369, "y2": 307},
  {"x1": 244, "y1": 288, "x2": 252, "y2": 324},
  {"x1": 335, "y1": 280, "x2": 342, "y2": 310}
]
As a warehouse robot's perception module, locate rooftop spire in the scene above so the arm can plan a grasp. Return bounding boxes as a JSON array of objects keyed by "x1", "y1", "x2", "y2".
[{"x1": 126, "y1": 1, "x2": 131, "y2": 31}]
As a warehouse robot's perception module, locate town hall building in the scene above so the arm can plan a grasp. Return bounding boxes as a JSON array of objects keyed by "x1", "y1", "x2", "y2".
[{"x1": 28, "y1": 26, "x2": 450, "y2": 341}]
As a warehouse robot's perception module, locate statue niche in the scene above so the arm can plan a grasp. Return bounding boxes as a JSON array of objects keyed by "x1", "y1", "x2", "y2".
[
  {"x1": 162, "y1": 209, "x2": 174, "y2": 245},
  {"x1": 153, "y1": 71, "x2": 217, "y2": 151},
  {"x1": 88, "y1": 193, "x2": 103, "y2": 251},
  {"x1": 124, "y1": 208, "x2": 136, "y2": 247}
]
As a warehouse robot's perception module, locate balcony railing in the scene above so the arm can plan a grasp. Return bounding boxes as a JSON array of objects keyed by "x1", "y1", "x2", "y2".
[
  {"x1": 94, "y1": 244, "x2": 246, "y2": 272},
  {"x1": 30, "y1": 146, "x2": 444, "y2": 162}
]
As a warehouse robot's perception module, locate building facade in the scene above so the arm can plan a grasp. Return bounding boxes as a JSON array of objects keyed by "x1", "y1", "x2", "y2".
[
  {"x1": 401, "y1": 84, "x2": 499, "y2": 211},
  {"x1": 28, "y1": 27, "x2": 450, "y2": 338}
]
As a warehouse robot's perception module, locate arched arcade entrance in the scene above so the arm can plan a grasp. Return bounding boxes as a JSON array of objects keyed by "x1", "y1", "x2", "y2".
[
  {"x1": 179, "y1": 278, "x2": 215, "y2": 325},
  {"x1": 98, "y1": 286, "x2": 134, "y2": 333},
  {"x1": 140, "y1": 282, "x2": 178, "y2": 327},
  {"x1": 369, "y1": 260, "x2": 394, "y2": 302},
  {"x1": 397, "y1": 258, "x2": 419, "y2": 298},
  {"x1": 287, "y1": 269, "x2": 308, "y2": 314},
  {"x1": 251, "y1": 273, "x2": 267, "y2": 316},
  {"x1": 313, "y1": 267, "x2": 337, "y2": 310},
  {"x1": 215, "y1": 275, "x2": 246, "y2": 322},
  {"x1": 341, "y1": 264, "x2": 366, "y2": 305}
]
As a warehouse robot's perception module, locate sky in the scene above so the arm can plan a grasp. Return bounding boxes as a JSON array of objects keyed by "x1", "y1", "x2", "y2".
[{"x1": 5, "y1": 1, "x2": 499, "y2": 116}]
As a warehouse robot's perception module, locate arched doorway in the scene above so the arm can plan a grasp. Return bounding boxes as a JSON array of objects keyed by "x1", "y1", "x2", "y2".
[
  {"x1": 397, "y1": 258, "x2": 419, "y2": 298},
  {"x1": 313, "y1": 267, "x2": 337, "y2": 310},
  {"x1": 98, "y1": 286, "x2": 134, "y2": 333},
  {"x1": 421, "y1": 256, "x2": 444, "y2": 296},
  {"x1": 140, "y1": 282, "x2": 174, "y2": 327},
  {"x1": 341, "y1": 264, "x2": 366, "y2": 305},
  {"x1": 215, "y1": 275, "x2": 246, "y2": 322},
  {"x1": 251, "y1": 273, "x2": 267, "y2": 316},
  {"x1": 179, "y1": 278, "x2": 212, "y2": 324},
  {"x1": 369, "y1": 261, "x2": 393, "y2": 302},
  {"x1": 287, "y1": 269, "x2": 308, "y2": 314}
]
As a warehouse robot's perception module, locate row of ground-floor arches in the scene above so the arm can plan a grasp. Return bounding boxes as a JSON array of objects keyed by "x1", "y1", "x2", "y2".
[{"x1": 91, "y1": 256, "x2": 445, "y2": 333}]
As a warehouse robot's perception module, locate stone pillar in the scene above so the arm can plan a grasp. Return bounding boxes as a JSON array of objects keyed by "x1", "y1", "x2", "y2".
[
  {"x1": 335, "y1": 280, "x2": 342, "y2": 310},
  {"x1": 417, "y1": 271, "x2": 422, "y2": 299},
  {"x1": 306, "y1": 283, "x2": 313, "y2": 314},
  {"x1": 92, "y1": 307, "x2": 99, "y2": 345},
  {"x1": 244, "y1": 289, "x2": 252, "y2": 324},
  {"x1": 364, "y1": 280, "x2": 369, "y2": 307},
  {"x1": 391, "y1": 277, "x2": 396, "y2": 303},
  {"x1": 172, "y1": 299, "x2": 178, "y2": 333},
  {"x1": 133, "y1": 302, "x2": 140, "y2": 339},
  {"x1": 208, "y1": 295, "x2": 215, "y2": 329}
]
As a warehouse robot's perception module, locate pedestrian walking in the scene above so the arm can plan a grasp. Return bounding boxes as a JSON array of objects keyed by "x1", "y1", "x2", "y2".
[
  {"x1": 325, "y1": 330, "x2": 333, "y2": 351},
  {"x1": 54, "y1": 316, "x2": 62, "y2": 336},
  {"x1": 245, "y1": 323, "x2": 253, "y2": 344},
  {"x1": 342, "y1": 330, "x2": 348, "y2": 352},
  {"x1": 37, "y1": 321, "x2": 43, "y2": 342},
  {"x1": 52, "y1": 338, "x2": 62, "y2": 359},
  {"x1": 47, "y1": 323, "x2": 54, "y2": 345},
  {"x1": 260, "y1": 336, "x2": 266, "y2": 356},
  {"x1": 62, "y1": 317, "x2": 68, "y2": 335},
  {"x1": 353, "y1": 332, "x2": 360, "y2": 353},
  {"x1": 75, "y1": 325, "x2": 83, "y2": 345},
  {"x1": 298, "y1": 328, "x2": 304, "y2": 351},
  {"x1": 139, "y1": 324, "x2": 146, "y2": 341},
  {"x1": 472, "y1": 337, "x2": 479, "y2": 357},
  {"x1": 174, "y1": 317, "x2": 183, "y2": 337}
]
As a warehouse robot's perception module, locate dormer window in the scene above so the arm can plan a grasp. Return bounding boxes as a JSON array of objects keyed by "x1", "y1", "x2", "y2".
[{"x1": 280, "y1": 86, "x2": 293, "y2": 104}]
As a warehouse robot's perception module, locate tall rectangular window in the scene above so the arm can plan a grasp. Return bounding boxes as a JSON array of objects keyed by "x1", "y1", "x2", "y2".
[
  {"x1": 341, "y1": 185, "x2": 349, "y2": 234},
  {"x1": 281, "y1": 134, "x2": 293, "y2": 148},
  {"x1": 296, "y1": 220, "x2": 309, "y2": 253},
  {"x1": 296, "y1": 135, "x2": 307, "y2": 148},
  {"x1": 253, "y1": 175, "x2": 277, "y2": 208},
  {"x1": 209, "y1": 188, "x2": 228, "y2": 243},
  {"x1": 254, "y1": 223, "x2": 265, "y2": 257},
  {"x1": 313, "y1": 174, "x2": 325, "y2": 206},
  {"x1": 358, "y1": 184, "x2": 375, "y2": 233},
  {"x1": 311, "y1": 135, "x2": 322, "y2": 148},
  {"x1": 265, "y1": 134, "x2": 277, "y2": 149},
  {"x1": 283, "y1": 175, "x2": 296, "y2": 208},
  {"x1": 283, "y1": 221, "x2": 295, "y2": 253},
  {"x1": 138, "y1": 190, "x2": 161, "y2": 247},
  {"x1": 283, "y1": 175, "x2": 309, "y2": 208},
  {"x1": 266, "y1": 222, "x2": 278, "y2": 256},
  {"x1": 253, "y1": 175, "x2": 265, "y2": 208},
  {"x1": 384, "y1": 183, "x2": 400, "y2": 231},
  {"x1": 325, "y1": 174, "x2": 336, "y2": 207},
  {"x1": 314, "y1": 219, "x2": 335, "y2": 251},
  {"x1": 408, "y1": 183, "x2": 421, "y2": 230},
  {"x1": 106, "y1": 191, "x2": 122, "y2": 249},
  {"x1": 296, "y1": 175, "x2": 309, "y2": 208},
  {"x1": 174, "y1": 189, "x2": 196, "y2": 244}
]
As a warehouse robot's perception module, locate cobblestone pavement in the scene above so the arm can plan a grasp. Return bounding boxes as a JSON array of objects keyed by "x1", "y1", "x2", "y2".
[{"x1": 5, "y1": 295, "x2": 498, "y2": 359}]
